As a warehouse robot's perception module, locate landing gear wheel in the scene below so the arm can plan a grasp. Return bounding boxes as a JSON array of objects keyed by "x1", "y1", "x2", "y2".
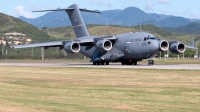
[
  {"x1": 128, "y1": 62, "x2": 133, "y2": 65},
  {"x1": 133, "y1": 61, "x2": 137, "y2": 65},
  {"x1": 121, "y1": 61, "x2": 133, "y2": 65},
  {"x1": 148, "y1": 60, "x2": 154, "y2": 65},
  {"x1": 101, "y1": 61, "x2": 105, "y2": 65},
  {"x1": 106, "y1": 62, "x2": 109, "y2": 65},
  {"x1": 93, "y1": 62, "x2": 96, "y2": 65}
]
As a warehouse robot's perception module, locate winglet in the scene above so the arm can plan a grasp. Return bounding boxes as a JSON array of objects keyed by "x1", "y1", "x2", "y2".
[{"x1": 3, "y1": 34, "x2": 12, "y2": 48}]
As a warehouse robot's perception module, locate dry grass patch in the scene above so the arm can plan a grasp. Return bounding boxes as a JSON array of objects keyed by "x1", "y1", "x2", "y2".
[{"x1": 0, "y1": 67, "x2": 200, "y2": 112}]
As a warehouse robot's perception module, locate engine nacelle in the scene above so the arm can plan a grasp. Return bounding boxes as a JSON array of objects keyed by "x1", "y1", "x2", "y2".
[
  {"x1": 169, "y1": 42, "x2": 185, "y2": 54},
  {"x1": 159, "y1": 40, "x2": 169, "y2": 52},
  {"x1": 64, "y1": 42, "x2": 80, "y2": 54},
  {"x1": 95, "y1": 39, "x2": 112, "y2": 51}
]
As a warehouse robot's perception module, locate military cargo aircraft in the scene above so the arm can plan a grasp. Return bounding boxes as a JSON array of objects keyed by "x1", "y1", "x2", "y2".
[{"x1": 4, "y1": 4, "x2": 195, "y2": 65}]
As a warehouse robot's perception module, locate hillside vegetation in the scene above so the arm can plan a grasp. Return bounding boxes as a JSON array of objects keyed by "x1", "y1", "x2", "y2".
[
  {"x1": 0, "y1": 13, "x2": 52, "y2": 42},
  {"x1": 43, "y1": 24, "x2": 200, "y2": 45},
  {"x1": 165, "y1": 22, "x2": 200, "y2": 34}
]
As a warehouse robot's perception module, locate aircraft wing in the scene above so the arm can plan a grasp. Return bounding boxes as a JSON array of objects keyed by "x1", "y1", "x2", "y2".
[
  {"x1": 3, "y1": 34, "x2": 70, "y2": 49},
  {"x1": 185, "y1": 45, "x2": 196, "y2": 49},
  {"x1": 185, "y1": 38, "x2": 196, "y2": 49},
  {"x1": 4, "y1": 35, "x2": 116, "y2": 49},
  {"x1": 11, "y1": 41, "x2": 64, "y2": 49}
]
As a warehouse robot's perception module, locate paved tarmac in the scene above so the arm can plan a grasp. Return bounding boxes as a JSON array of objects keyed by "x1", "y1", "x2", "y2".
[{"x1": 0, "y1": 63, "x2": 199, "y2": 70}]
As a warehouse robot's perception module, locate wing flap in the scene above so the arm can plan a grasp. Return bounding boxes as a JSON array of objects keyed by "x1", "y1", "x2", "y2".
[{"x1": 12, "y1": 41, "x2": 63, "y2": 49}]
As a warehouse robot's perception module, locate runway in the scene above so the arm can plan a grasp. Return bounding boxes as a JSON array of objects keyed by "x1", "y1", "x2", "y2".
[{"x1": 0, "y1": 63, "x2": 199, "y2": 70}]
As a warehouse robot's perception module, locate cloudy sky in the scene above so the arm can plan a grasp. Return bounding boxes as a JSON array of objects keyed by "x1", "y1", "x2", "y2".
[{"x1": 0, "y1": 0, "x2": 200, "y2": 19}]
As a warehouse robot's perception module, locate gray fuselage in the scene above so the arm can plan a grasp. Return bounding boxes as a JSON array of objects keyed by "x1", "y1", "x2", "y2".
[{"x1": 78, "y1": 32, "x2": 159, "y2": 62}]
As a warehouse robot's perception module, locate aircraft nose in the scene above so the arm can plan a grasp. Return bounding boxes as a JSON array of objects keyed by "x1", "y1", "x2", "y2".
[{"x1": 151, "y1": 40, "x2": 159, "y2": 52}]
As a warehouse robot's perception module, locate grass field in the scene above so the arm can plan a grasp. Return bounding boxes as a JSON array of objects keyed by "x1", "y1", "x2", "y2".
[
  {"x1": 0, "y1": 67, "x2": 200, "y2": 112},
  {"x1": 0, "y1": 58, "x2": 200, "y2": 65}
]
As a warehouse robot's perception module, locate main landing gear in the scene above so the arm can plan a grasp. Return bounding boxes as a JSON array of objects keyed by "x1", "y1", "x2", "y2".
[
  {"x1": 148, "y1": 59, "x2": 154, "y2": 65},
  {"x1": 121, "y1": 61, "x2": 137, "y2": 65},
  {"x1": 93, "y1": 61, "x2": 109, "y2": 65}
]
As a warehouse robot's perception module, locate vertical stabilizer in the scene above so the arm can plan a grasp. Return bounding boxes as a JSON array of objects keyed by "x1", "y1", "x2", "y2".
[
  {"x1": 66, "y1": 4, "x2": 89, "y2": 38},
  {"x1": 33, "y1": 4, "x2": 100, "y2": 38}
]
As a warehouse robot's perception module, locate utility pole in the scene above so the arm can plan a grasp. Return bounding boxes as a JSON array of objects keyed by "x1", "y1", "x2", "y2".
[
  {"x1": 196, "y1": 42, "x2": 200, "y2": 58},
  {"x1": 3, "y1": 31, "x2": 7, "y2": 55},
  {"x1": 41, "y1": 47, "x2": 44, "y2": 60},
  {"x1": 2, "y1": 45, "x2": 4, "y2": 55},
  {"x1": 57, "y1": 47, "x2": 59, "y2": 55},
  {"x1": 107, "y1": 18, "x2": 108, "y2": 27},
  {"x1": 159, "y1": 51, "x2": 161, "y2": 60},
  {"x1": 4, "y1": 32, "x2": 8, "y2": 55},
  {"x1": 31, "y1": 47, "x2": 33, "y2": 57}
]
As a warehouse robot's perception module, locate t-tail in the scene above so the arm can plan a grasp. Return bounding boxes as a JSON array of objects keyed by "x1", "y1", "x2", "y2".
[{"x1": 33, "y1": 4, "x2": 100, "y2": 38}]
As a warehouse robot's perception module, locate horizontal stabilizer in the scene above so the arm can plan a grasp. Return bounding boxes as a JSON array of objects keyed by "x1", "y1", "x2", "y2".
[
  {"x1": 33, "y1": 8, "x2": 74, "y2": 12},
  {"x1": 80, "y1": 8, "x2": 100, "y2": 13},
  {"x1": 33, "y1": 8, "x2": 100, "y2": 13}
]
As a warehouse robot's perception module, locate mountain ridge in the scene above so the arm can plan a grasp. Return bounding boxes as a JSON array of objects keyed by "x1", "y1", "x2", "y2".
[
  {"x1": 18, "y1": 6, "x2": 200, "y2": 28},
  {"x1": 165, "y1": 22, "x2": 200, "y2": 34}
]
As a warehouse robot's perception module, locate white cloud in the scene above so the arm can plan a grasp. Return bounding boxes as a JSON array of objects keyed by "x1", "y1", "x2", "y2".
[
  {"x1": 15, "y1": 5, "x2": 34, "y2": 18},
  {"x1": 145, "y1": 0, "x2": 154, "y2": 11},
  {"x1": 156, "y1": 0, "x2": 170, "y2": 4},
  {"x1": 90, "y1": 0, "x2": 113, "y2": 8}
]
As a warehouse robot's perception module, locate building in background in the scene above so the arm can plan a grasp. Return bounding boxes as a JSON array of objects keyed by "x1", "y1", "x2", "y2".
[{"x1": 0, "y1": 32, "x2": 32, "y2": 45}]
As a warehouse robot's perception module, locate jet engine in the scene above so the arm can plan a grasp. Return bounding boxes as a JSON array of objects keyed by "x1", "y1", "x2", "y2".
[
  {"x1": 159, "y1": 40, "x2": 169, "y2": 52},
  {"x1": 169, "y1": 42, "x2": 185, "y2": 54},
  {"x1": 64, "y1": 42, "x2": 80, "y2": 53},
  {"x1": 95, "y1": 39, "x2": 112, "y2": 51}
]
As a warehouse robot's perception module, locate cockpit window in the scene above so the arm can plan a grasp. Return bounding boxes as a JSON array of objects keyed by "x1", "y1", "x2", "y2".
[
  {"x1": 144, "y1": 37, "x2": 147, "y2": 41},
  {"x1": 150, "y1": 37, "x2": 157, "y2": 40},
  {"x1": 144, "y1": 37, "x2": 157, "y2": 41},
  {"x1": 157, "y1": 38, "x2": 161, "y2": 41}
]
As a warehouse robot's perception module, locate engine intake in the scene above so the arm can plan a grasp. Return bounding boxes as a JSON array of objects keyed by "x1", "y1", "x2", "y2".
[
  {"x1": 169, "y1": 42, "x2": 185, "y2": 54},
  {"x1": 95, "y1": 39, "x2": 112, "y2": 51},
  {"x1": 159, "y1": 40, "x2": 169, "y2": 52},
  {"x1": 64, "y1": 42, "x2": 80, "y2": 53}
]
